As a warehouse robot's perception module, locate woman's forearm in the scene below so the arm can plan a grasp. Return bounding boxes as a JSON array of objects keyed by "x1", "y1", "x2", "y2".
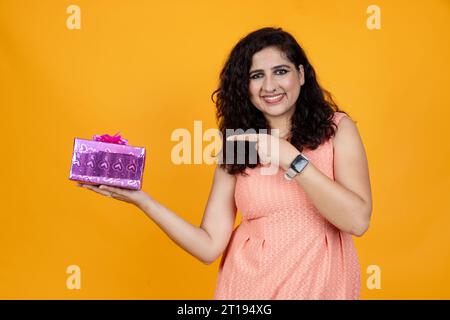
[
  {"x1": 138, "y1": 197, "x2": 214, "y2": 264},
  {"x1": 293, "y1": 162, "x2": 371, "y2": 236}
]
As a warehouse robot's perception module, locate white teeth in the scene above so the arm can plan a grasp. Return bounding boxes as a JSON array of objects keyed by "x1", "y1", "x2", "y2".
[{"x1": 263, "y1": 93, "x2": 284, "y2": 102}]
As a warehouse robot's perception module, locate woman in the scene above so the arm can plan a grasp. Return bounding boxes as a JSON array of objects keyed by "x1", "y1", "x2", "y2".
[{"x1": 78, "y1": 27, "x2": 372, "y2": 300}]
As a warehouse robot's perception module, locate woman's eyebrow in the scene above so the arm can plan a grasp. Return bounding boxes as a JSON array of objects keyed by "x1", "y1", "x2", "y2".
[{"x1": 249, "y1": 64, "x2": 291, "y2": 75}]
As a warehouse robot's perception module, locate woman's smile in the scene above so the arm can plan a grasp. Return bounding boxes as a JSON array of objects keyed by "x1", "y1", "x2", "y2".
[
  {"x1": 248, "y1": 46, "x2": 304, "y2": 124},
  {"x1": 261, "y1": 93, "x2": 286, "y2": 105}
]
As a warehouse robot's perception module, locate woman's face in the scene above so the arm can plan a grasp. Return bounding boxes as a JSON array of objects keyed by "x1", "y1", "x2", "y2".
[{"x1": 248, "y1": 46, "x2": 304, "y2": 126}]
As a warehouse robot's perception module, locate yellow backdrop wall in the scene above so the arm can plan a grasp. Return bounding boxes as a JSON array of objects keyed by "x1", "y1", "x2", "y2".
[{"x1": 0, "y1": 0, "x2": 449, "y2": 299}]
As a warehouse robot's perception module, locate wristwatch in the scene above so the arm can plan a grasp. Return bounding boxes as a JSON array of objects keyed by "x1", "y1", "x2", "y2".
[{"x1": 284, "y1": 153, "x2": 309, "y2": 180}]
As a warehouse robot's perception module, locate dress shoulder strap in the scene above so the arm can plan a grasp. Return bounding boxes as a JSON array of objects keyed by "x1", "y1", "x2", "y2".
[{"x1": 332, "y1": 111, "x2": 349, "y2": 125}]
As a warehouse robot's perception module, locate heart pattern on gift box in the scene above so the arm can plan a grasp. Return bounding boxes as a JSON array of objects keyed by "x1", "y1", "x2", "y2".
[
  {"x1": 71, "y1": 143, "x2": 145, "y2": 186},
  {"x1": 99, "y1": 161, "x2": 109, "y2": 169},
  {"x1": 86, "y1": 160, "x2": 95, "y2": 168},
  {"x1": 76, "y1": 154, "x2": 141, "y2": 174},
  {"x1": 112, "y1": 162, "x2": 123, "y2": 171}
]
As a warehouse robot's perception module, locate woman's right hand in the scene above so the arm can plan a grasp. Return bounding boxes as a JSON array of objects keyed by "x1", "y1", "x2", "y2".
[{"x1": 77, "y1": 183, "x2": 152, "y2": 210}]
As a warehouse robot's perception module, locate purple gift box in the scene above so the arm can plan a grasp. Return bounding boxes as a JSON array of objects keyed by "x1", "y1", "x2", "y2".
[{"x1": 69, "y1": 132, "x2": 146, "y2": 190}]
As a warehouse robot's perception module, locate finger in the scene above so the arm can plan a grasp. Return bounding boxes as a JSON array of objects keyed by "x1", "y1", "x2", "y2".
[
  {"x1": 260, "y1": 157, "x2": 270, "y2": 165},
  {"x1": 82, "y1": 184, "x2": 113, "y2": 197},
  {"x1": 226, "y1": 134, "x2": 259, "y2": 142},
  {"x1": 99, "y1": 185, "x2": 127, "y2": 196},
  {"x1": 98, "y1": 185, "x2": 132, "y2": 202}
]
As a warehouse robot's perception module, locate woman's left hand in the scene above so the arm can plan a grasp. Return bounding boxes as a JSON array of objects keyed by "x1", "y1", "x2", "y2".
[
  {"x1": 226, "y1": 133, "x2": 300, "y2": 170},
  {"x1": 76, "y1": 183, "x2": 152, "y2": 210}
]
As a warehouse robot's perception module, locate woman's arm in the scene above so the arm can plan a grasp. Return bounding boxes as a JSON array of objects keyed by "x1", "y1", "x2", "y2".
[
  {"x1": 138, "y1": 164, "x2": 237, "y2": 264},
  {"x1": 138, "y1": 197, "x2": 215, "y2": 264},
  {"x1": 226, "y1": 116, "x2": 372, "y2": 237},
  {"x1": 79, "y1": 164, "x2": 237, "y2": 265},
  {"x1": 289, "y1": 117, "x2": 372, "y2": 236}
]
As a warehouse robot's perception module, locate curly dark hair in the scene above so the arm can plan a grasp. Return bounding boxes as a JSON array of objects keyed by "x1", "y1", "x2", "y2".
[{"x1": 211, "y1": 27, "x2": 349, "y2": 176}]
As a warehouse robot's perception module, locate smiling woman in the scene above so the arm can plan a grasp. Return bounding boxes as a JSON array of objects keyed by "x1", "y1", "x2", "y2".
[
  {"x1": 209, "y1": 27, "x2": 372, "y2": 299},
  {"x1": 211, "y1": 28, "x2": 345, "y2": 176},
  {"x1": 249, "y1": 56, "x2": 304, "y2": 124},
  {"x1": 79, "y1": 26, "x2": 372, "y2": 301}
]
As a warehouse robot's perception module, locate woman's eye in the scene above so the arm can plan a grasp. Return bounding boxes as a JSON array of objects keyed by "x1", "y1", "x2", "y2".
[
  {"x1": 275, "y1": 69, "x2": 288, "y2": 75},
  {"x1": 250, "y1": 69, "x2": 288, "y2": 80},
  {"x1": 250, "y1": 73, "x2": 263, "y2": 80}
]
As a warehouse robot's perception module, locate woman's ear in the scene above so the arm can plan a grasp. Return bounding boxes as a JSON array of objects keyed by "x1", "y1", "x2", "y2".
[{"x1": 298, "y1": 64, "x2": 305, "y2": 86}]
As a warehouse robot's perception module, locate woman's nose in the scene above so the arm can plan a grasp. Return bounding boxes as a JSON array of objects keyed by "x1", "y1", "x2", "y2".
[{"x1": 262, "y1": 75, "x2": 278, "y2": 93}]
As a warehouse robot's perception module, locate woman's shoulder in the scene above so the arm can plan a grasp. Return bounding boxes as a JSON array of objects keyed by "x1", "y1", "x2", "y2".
[{"x1": 332, "y1": 111, "x2": 351, "y2": 126}]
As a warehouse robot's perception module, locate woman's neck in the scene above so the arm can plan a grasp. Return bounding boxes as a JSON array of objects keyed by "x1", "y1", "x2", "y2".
[
  {"x1": 267, "y1": 113, "x2": 293, "y2": 139},
  {"x1": 270, "y1": 127, "x2": 291, "y2": 140}
]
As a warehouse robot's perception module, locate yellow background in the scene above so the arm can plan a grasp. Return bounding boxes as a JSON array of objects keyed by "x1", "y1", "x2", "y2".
[{"x1": 0, "y1": 0, "x2": 449, "y2": 299}]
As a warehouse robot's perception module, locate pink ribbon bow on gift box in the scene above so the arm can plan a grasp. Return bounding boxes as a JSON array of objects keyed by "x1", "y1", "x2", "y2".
[{"x1": 92, "y1": 132, "x2": 128, "y2": 145}]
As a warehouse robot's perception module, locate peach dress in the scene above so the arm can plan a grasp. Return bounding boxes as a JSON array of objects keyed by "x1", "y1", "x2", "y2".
[{"x1": 214, "y1": 112, "x2": 361, "y2": 300}]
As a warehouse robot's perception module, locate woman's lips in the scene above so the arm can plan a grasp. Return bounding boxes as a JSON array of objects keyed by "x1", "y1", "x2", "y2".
[{"x1": 262, "y1": 93, "x2": 285, "y2": 105}]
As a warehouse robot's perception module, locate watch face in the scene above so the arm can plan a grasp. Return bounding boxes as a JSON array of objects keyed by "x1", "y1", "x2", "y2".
[{"x1": 292, "y1": 155, "x2": 309, "y2": 173}]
